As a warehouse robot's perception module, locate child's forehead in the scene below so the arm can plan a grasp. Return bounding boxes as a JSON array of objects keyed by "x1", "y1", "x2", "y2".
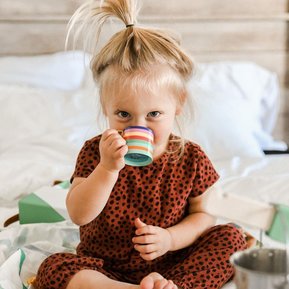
[
  {"x1": 106, "y1": 81, "x2": 177, "y2": 111},
  {"x1": 109, "y1": 68, "x2": 177, "y2": 94},
  {"x1": 109, "y1": 85, "x2": 168, "y2": 104},
  {"x1": 100, "y1": 64, "x2": 185, "y2": 108}
]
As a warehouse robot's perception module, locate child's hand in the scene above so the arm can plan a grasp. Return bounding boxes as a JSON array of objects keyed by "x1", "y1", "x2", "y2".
[
  {"x1": 132, "y1": 218, "x2": 173, "y2": 261},
  {"x1": 99, "y1": 129, "x2": 128, "y2": 172}
]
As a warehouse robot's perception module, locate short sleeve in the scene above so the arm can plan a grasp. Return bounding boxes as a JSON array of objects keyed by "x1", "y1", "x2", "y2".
[
  {"x1": 189, "y1": 144, "x2": 219, "y2": 198},
  {"x1": 70, "y1": 136, "x2": 101, "y2": 183}
]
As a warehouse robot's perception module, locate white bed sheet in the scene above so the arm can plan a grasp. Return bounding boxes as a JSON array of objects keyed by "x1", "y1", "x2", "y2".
[
  {"x1": 216, "y1": 155, "x2": 289, "y2": 206},
  {"x1": 0, "y1": 54, "x2": 288, "y2": 289},
  {"x1": 1, "y1": 154, "x2": 288, "y2": 289}
]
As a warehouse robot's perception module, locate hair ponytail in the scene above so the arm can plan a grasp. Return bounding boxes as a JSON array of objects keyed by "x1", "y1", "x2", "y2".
[{"x1": 67, "y1": 0, "x2": 194, "y2": 81}]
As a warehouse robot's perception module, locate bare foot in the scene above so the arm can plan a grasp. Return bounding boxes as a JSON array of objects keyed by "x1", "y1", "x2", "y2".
[{"x1": 140, "y1": 272, "x2": 178, "y2": 289}]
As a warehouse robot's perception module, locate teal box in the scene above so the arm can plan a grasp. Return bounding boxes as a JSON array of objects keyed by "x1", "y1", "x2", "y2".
[
  {"x1": 18, "y1": 181, "x2": 70, "y2": 224},
  {"x1": 266, "y1": 204, "x2": 289, "y2": 243}
]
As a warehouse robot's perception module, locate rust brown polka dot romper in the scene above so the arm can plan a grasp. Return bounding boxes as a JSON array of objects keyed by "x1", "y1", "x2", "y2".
[{"x1": 35, "y1": 135, "x2": 247, "y2": 289}]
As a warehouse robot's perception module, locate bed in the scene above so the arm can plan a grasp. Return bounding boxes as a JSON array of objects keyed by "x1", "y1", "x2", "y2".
[{"x1": 1, "y1": 1, "x2": 289, "y2": 289}]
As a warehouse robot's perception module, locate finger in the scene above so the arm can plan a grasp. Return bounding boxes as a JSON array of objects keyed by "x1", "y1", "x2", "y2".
[
  {"x1": 134, "y1": 218, "x2": 147, "y2": 229},
  {"x1": 164, "y1": 283, "x2": 175, "y2": 289},
  {"x1": 134, "y1": 243, "x2": 157, "y2": 254},
  {"x1": 101, "y1": 132, "x2": 120, "y2": 148},
  {"x1": 166, "y1": 280, "x2": 176, "y2": 289},
  {"x1": 154, "y1": 278, "x2": 169, "y2": 289},
  {"x1": 132, "y1": 234, "x2": 156, "y2": 245},
  {"x1": 107, "y1": 131, "x2": 124, "y2": 143},
  {"x1": 114, "y1": 144, "x2": 128, "y2": 158},
  {"x1": 103, "y1": 135, "x2": 127, "y2": 157},
  {"x1": 101, "y1": 129, "x2": 119, "y2": 141},
  {"x1": 135, "y1": 224, "x2": 156, "y2": 236},
  {"x1": 109, "y1": 136, "x2": 126, "y2": 150},
  {"x1": 140, "y1": 251, "x2": 159, "y2": 261},
  {"x1": 163, "y1": 281, "x2": 174, "y2": 289}
]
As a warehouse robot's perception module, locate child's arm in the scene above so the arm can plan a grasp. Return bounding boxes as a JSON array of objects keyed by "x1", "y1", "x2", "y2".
[
  {"x1": 132, "y1": 187, "x2": 215, "y2": 261},
  {"x1": 132, "y1": 187, "x2": 217, "y2": 260},
  {"x1": 167, "y1": 189, "x2": 217, "y2": 251},
  {"x1": 66, "y1": 129, "x2": 128, "y2": 226}
]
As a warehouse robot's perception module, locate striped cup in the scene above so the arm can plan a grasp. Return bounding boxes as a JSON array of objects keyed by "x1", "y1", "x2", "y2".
[{"x1": 122, "y1": 126, "x2": 154, "y2": 166}]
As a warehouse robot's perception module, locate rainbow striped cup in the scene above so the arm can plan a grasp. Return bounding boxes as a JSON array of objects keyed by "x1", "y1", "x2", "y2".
[{"x1": 122, "y1": 126, "x2": 154, "y2": 166}]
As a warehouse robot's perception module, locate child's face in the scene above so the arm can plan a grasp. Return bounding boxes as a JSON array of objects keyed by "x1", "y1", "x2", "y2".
[{"x1": 104, "y1": 83, "x2": 181, "y2": 158}]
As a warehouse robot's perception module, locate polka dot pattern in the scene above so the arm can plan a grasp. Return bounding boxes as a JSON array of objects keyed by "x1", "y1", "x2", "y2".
[{"x1": 35, "y1": 135, "x2": 247, "y2": 289}]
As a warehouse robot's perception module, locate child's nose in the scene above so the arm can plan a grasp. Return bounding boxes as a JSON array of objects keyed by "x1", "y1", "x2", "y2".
[{"x1": 133, "y1": 118, "x2": 147, "y2": 128}]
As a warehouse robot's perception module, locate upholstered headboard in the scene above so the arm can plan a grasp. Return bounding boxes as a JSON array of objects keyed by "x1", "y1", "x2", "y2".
[{"x1": 0, "y1": 0, "x2": 288, "y2": 142}]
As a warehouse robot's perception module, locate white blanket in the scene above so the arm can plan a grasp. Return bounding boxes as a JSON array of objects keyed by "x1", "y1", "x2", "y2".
[{"x1": 0, "y1": 221, "x2": 79, "y2": 289}]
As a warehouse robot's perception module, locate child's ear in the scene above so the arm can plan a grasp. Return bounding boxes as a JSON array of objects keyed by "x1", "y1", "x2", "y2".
[
  {"x1": 176, "y1": 105, "x2": 183, "y2": 115},
  {"x1": 176, "y1": 90, "x2": 187, "y2": 115}
]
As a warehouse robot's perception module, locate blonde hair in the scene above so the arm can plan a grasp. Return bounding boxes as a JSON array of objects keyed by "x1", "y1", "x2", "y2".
[{"x1": 67, "y1": 0, "x2": 195, "y2": 157}]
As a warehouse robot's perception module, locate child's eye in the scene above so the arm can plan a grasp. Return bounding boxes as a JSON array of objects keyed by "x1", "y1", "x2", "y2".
[
  {"x1": 147, "y1": 111, "x2": 161, "y2": 118},
  {"x1": 117, "y1": 111, "x2": 130, "y2": 118}
]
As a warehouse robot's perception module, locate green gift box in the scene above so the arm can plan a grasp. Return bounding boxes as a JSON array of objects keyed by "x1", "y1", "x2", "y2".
[
  {"x1": 18, "y1": 181, "x2": 70, "y2": 224},
  {"x1": 266, "y1": 204, "x2": 289, "y2": 243}
]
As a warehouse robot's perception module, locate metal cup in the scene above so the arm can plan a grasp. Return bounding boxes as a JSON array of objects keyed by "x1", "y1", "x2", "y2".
[{"x1": 230, "y1": 248, "x2": 289, "y2": 289}]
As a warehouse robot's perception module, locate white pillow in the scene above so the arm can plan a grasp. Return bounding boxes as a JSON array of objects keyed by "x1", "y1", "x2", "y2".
[
  {"x1": 0, "y1": 51, "x2": 89, "y2": 91},
  {"x1": 183, "y1": 61, "x2": 287, "y2": 160},
  {"x1": 0, "y1": 84, "x2": 100, "y2": 152},
  {"x1": 184, "y1": 86, "x2": 264, "y2": 160}
]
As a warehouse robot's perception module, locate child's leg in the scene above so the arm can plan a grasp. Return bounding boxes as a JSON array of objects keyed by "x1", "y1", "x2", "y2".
[
  {"x1": 66, "y1": 269, "x2": 137, "y2": 289},
  {"x1": 162, "y1": 224, "x2": 247, "y2": 289},
  {"x1": 35, "y1": 252, "x2": 178, "y2": 289},
  {"x1": 66, "y1": 270, "x2": 178, "y2": 289}
]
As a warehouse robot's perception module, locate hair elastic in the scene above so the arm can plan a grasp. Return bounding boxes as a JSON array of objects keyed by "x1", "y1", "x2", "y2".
[{"x1": 126, "y1": 23, "x2": 134, "y2": 28}]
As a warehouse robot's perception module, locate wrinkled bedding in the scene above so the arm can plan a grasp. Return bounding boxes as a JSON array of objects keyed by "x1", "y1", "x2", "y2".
[{"x1": 1, "y1": 155, "x2": 288, "y2": 289}]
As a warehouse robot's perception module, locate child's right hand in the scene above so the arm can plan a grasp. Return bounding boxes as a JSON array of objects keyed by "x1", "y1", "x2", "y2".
[{"x1": 99, "y1": 129, "x2": 128, "y2": 172}]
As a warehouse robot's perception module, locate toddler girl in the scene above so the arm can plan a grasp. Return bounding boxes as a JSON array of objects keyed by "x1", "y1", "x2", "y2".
[{"x1": 35, "y1": 0, "x2": 247, "y2": 288}]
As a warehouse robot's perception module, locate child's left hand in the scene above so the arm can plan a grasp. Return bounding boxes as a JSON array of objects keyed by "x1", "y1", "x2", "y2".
[{"x1": 132, "y1": 218, "x2": 172, "y2": 261}]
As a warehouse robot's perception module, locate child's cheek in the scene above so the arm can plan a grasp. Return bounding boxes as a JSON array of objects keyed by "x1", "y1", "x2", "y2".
[{"x1": 153, "y1": 130, "x2": 168, "y2": 147}]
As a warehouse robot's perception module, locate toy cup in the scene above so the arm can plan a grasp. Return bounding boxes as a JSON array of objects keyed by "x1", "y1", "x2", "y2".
[{"x1": 122, "y1": 126, "x2": 154, "y2": 166}]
